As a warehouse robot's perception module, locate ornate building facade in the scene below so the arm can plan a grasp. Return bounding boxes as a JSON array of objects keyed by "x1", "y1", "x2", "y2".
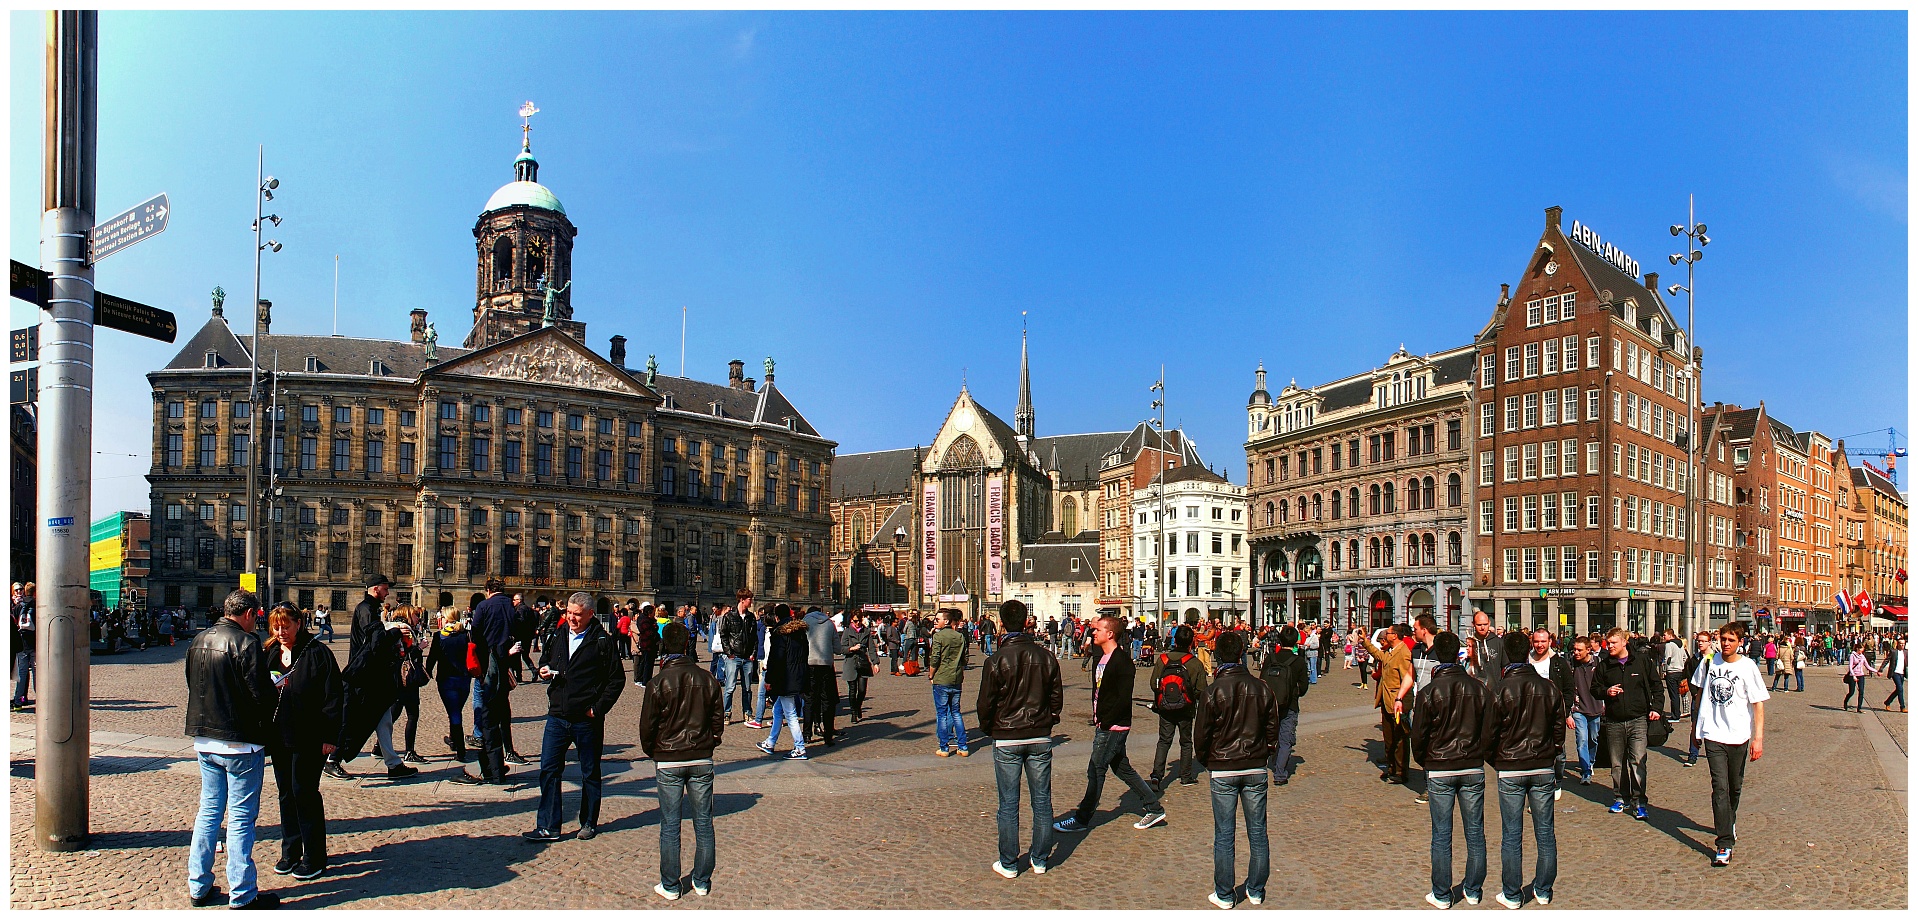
[{"x1": 146, "y1": 133, "x2": 835, "y2": 616}]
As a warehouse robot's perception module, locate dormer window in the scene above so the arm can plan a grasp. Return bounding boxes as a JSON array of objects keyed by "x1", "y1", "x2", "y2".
[
  {"x1": 304, "y1": 354, "x2": 319, "y2": 373},
  {"x1": 1024, "y1": 559, "x2": 1033, "y2": 574},
  {"x1": 1623, "y1": 301, "x2": 1637, "y2": 326},
  {"x1": 204, "y1": 351, "x2": 219, "y2": 369},
  {"x1": 1650, "y1": 316, "x2": 1663, "y2": 340},
  {"x1": 369, "y1": 358, "x2": 387, "y2": 376}
]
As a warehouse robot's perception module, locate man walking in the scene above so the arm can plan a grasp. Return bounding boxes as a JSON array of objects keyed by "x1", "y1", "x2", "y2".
[
  {"x1": 641, "y1": 621, "x2": 724, "y2": 898},
  {"x1": 756, "y1": 604, "x2": 810, "y2": 759},
  {"x1": 325, "y1": 575, "x2": 415, "y2": 781},
  {"x1": 1053, "y1": 615, "x2": 1166, "y2": 835},
  {"x1": 1596, "y1": 627, "x2": 1665, "y2": 820},
  {"x1": 1259, "y1": 625, "x2": 1309, "y2": 785},
  {"x1": 977, "y1": 600, "x2": 1064, "y2": 879},
  {"x1": 1484, "y1": 630, "x2": 1566, "y2": 908},
  {"x1": 1690, "y1": 623, "x2": 1767, "y2": 867},
  {"x1": 1465, "y1": 612, "x2": 1509, "y2": 687},
  {"x1": 928, "y1": 608, "x2": 971, "y2": 756},
  {"x1": 1149, "y1": 625, "x2": 1207, "y2": 790},
  {"x1": 1566, "y1": 637, "x2": 1604, "y2": 785},
  {"x1": 1410, "y1": 632, "x2": 1488, "y2": 910},
  {"x1": 1193, "y1": 631, "x2": 1278, "y2": 910},
  {"x1": 801, "y1": 605, "x2": 839, "y2": 747},
  {"x1": 1661, "y1": 629, "x2": 1690, "y2": 718},
  {"x1": 457, "y1": 579, "x2": 522, "y2": 785},
  {"x1": 1358, "y1": 624, "x2": 1414, "y2": 783},
  {"x1": 11, "y1": 582, "x2": 34, "y2": 710},
  {"x1": 523, "y1": 593, "x2": 625, "y2": 841},
  {"x1": 185, "y1": 590, "x2": 279, "y2": 910}
]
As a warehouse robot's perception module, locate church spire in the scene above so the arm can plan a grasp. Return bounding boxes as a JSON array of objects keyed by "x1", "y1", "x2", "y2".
[{"x1": 1015, "y1": 314, "x2": 1035, "y2": 440}]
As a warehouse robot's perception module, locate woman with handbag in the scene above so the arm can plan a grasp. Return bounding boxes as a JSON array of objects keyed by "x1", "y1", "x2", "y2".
[
  {"x1": 264, "y1": 603, "x2": 343, "y2": 879},
  {"x1": 387, "y1": 606, "x2": 430, "y2": 764},
  {"x1": 426, "y1": 609, "x2": 475, "y2": 761},
  {"x1": 1842, "y1": 642, "x2": 1873, "y2": 712},
  {"x1": 839, "y1": 614, "x2": 876, "y2": 723}
]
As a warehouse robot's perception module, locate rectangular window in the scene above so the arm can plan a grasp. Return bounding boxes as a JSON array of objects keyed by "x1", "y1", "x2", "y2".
[
  {"x1": 300, "y1": 437, "x2": 317, "y2": 471},
  {"x1": 1505, "y1": 346, "x2": 1521, "y2": 382},
  {"x1": 1559, "y1": 438, "x2": 1577, "y2": 475},
  {"x1": 1480, "y1": 402, "x2": 1495, "y2": 438},
  {"x1": 1523, "y1": 343, "x2": 1540, "y2": 378},
  {"x1": 365, "y1": 439, "x2": 383, "y2": 473},
  {"x1": 1480, "y1": 353, "x2": 1495, "y2": 388},
  {"x1": 503, "y1": 407, "x2": 519, "y2": 426},
  {"x1": 596, "y1": 449, "x2": 612, "y2": 481},
  {"x1": 1561, "y1": 491, "x2": 1578, "y2": 528},
  {"x1": 1522, "y1": 393, "x2": 1539, "y2": 429},
  {"x1": 1561, "y1": 292, "x2": 1575, "y2": 319},
  {"x1": 566, "y1": 445, "x2": 583, "y2": 479},
  {"x1": 535, "y1": 443, "x2": 552, "y2": 476},
  {"x1": 1586, "y1": 441, "x2": 1599, "y2": 475},
  {"x1": 399, "y1": 441, "x2": 416, "y2": 475},
  {"x1": 1542, "y1": 389, "x2": 1559, "y2": 426},
  {"x1": 567, "y1": 413, "x2": 584, "y2": 431},
  {"x1": 1504, "y1": 549, "x2": 1520, "y2": 583},
  {"x1": 501, "y1": 544, "x2": 520, "y2": 577},
  {"x1": 1522, "y1": 443, "x2": 1538, "y2": 479},
  {"x1": 231, "y1": 434, "x2": 250, "y2": 470},
  {"x1": 1522, "y1": 547, "x2": 1538, "y2": 582},
  {"x1": 536, "y1": 410, "x2": 553, "y2": 429},
  {"x1": 1543, "y1": 337, "x2": 1560, "y2": 375},
  {"x1": 1543, "y1": 440, "x2": 1559, "y2": 477},
  {"x1": 625, "y1": 451, "x2": 641, "y2": 484},
  {"x1": 597, "y1": 417, "x2": 614, "y2": 436},
  {"x1": 439, "y1": 400, "x2": 458, "y2": 420},
  {"x1": 1586, "y1": 551, "x2": 1600, "y2": 581},
  {"x1": 1480, "y1": 451, "x2": 1495, "y2": 487},
  {"x1": 1504, "y1": 396, "x2": 1520, "y2": 432},
  {"x1": 471, "y1": 437, "x2": 491, "y2": 472},
  {"x1": 1542, "y1": 492, "x2": 1558, "y2": 529},
  {"x1": 400, "y1": 410, "x2": 416, "y2": 428},
  {"x1": 625, "y1": 420, "x2": 642, "y2": 438},
  {"x1": 504, "y1": 440, "x2": 521, "y2": 474},
  {"x1": 1503, "y1": 445, "x2": 1520, "y2": 482},
  {"x1": 1504, "y1": 496, "x2": 1520, "y2": 532},
  {"x1": 302, "y1": 403, "x2": 319, "y2": 424},
  {"x1": 1587, "y1": 336, "x2": 1601, "y2": 369},
  {"x1": 165, "y1": 434, "x2": 183, "y2": 468},
  {"x1": 1561, "y1": 546, "x2": 1580, "y2": 581},
  {"x1": 199, "y1": 433, "x2": 218, "y2": 468},
  {"x1": 1542, "y1": 546, "x2": 1558, "y2": 580},
  {"x1": 332, "y1": 405, "x2": 351, "y2": 425},
  {"x1": 661, "y1": 466, "x2": 676, "y2": 496},
  {"x1": 1561, "y1": 386, "x2": 1579, "y2": 423},
  {"x1": 438, "y1": 435, "x2": 458, "y2": 470},
  {"x1": 1523, "y1": 494, "x2": 1539, "y2": 531},
  {"x1": 332, "y1": 437, "x2": 351, "y2": 472},
  {"x1": 1479, "y1": 500, "x2": 1495, "y2": 535},
  {"x1": 1447, "y1": 419, "x2": 1461, "y2": 451}
]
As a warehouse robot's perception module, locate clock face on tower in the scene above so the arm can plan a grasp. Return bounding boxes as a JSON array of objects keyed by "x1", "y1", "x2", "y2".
[{"x1": 1544, "y1": 260, "x2": 1558, "y2": 276}]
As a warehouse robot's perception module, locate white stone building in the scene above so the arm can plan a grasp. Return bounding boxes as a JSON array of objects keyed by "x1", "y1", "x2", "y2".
[{"x1": 1130, "y1": 464, "x2": 1249, "y2": 627}]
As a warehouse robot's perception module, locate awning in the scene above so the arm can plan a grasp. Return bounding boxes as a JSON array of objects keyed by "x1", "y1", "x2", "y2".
[{"x1": 1883, "y1": 605, "x2": 1908, "y2": 622}]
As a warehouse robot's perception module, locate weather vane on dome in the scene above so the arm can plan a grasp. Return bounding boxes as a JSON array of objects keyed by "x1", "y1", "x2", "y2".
[{"x1": 519, "y1": 101, "x2": 539, "y2": 149}]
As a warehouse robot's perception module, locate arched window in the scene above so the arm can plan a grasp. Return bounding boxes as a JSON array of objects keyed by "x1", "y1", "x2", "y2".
[
  {"x1": 1331, "y1": 541, "x2": 1342, "y2": 570},
  {"x1": 1422, "y1": 476, "x2": 1436, "y2": 510},
  {"x1": 850, "y1": 513, "x2": 867, "y2": 548},
  {"x1": 1061, "y1": 496, "x2": 1078, "y2": 536},
  {"x1": 1349, "y1": 539, "x2": 1360, "y2": 570},
  {"x1": 1279, "y1": 500, "x2": 1289, "y2": 524},
  {"x1": 1348, "y1": 488, "x2": 1359, "y2": 518},
  {"x1": 1296, "y1": 496, "x2": 1306, "y2": 521},
  {"x1": 1406, "y1": 477, "x2": 1421, "y2": 511},
  {"x1": 1330, "y1": 492, "x2": 1341, "y2": 520},
  {"x1": 491, "y1": 236, "x2": 514, "y2": 285},
  {"x1": 1298, "y1": 546, "x2": 1322, "y2": 580},
  {"x1": 1404, "y1": 533, "x2": 1418, "y2": 567},
  {"x1": 1446, "y1": 473, "x2": 1461, "y2": 508},
  {"x1": 1382, "y1": 535, "x2": 1395, "y2": 567},
  {"x1": 1423, "y1": 533, "x2": 1436, "y2": 566},
  {"x1": 1447, "y1": 531, "x2": 1462, "y2": 566},
  {"x1": 1383, "y1": 482, "x2": 1396, "y2": 513},
  {"x1": 1369, "y1": 484, "x2": 1381, "y2": 515},
  {"x1": 1312, "y1": 493, "x2": 1322, "y2": 521},
  {"x1": 1368, "y1": 537, "x2": 1380, "y2": 567},
  {"x1": 1265, "y1": 502, "x2": 1275, "y2": 526}
]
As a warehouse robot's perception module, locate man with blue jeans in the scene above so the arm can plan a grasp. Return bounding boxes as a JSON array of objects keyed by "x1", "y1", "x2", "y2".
[
  {"x1": 1567, "y1": 637, "x2": 1603, "y2": 784},
  {"x1": 927, "y1": 609, "x2": 970, "y2": 756},
  {"x1": 1303, "y1": 625, "x2": 1320, "y2": 685},
  {"x1": 976, "y1": 600, "x2": 1063, "y2": 878},
  {"x1": 1410, "y1": 632, "x2": 1488, "y2": 909},
  {"x1": 1485, "y1": 630, "x2": 1566, "y2": 909},
  {"x1": 1194, "y1": 631, "x2": 1278, "y2": 910},
  {"x1": 1053, "y1": 616, "x2": 1166, "y2": 834},
  {"x1": 524, "y1": 593, "x2": 625, "y2": 841},
  {"x1": 641, "y1": 622, "x2": 724, "y2": 898},
  {"x1": 184, "y1": 589, "x2": 278, "y2": 910},
  {"x1": 715, "y1": 597, "x2": 756, "y2": 723}
]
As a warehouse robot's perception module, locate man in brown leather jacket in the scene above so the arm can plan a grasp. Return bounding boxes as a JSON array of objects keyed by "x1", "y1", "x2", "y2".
[
  {"x1": 976, "y1": 599, "x2": 1063, "y2": 880},
  {"x1": 1358, "y1": 624, "x2": 1415, "y2": 783},
  {"x1": 640, "y1": 622, "x2": 723, "y2": 900}
]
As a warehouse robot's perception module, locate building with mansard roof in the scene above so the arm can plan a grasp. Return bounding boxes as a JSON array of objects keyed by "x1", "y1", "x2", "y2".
[{"x1": 145, "y1": 131, "x2": 834, "y2": 618}]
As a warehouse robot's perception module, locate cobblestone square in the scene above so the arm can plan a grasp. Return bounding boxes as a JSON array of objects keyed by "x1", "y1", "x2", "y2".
[{"x1": 8, "y1": 642, "x2": 1907, "y2": 910}]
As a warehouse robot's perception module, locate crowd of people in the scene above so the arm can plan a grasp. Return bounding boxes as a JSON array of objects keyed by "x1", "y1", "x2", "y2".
[{"x1": 152, "y1": 573, "x2": 1911, "y2": 909}]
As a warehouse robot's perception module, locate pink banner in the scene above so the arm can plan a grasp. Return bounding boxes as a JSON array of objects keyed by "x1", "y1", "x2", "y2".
[
  {"x1": 987, "y1": 476, "x2": 1004, "y2": 596},
  {"x1": 922, "y1": 482, "x2": 938, "y2": 597}
]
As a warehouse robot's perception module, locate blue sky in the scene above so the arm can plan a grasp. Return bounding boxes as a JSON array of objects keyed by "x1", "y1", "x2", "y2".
[{"x1": 9, "y1": 11, "x2": 1908, "y2": 517}]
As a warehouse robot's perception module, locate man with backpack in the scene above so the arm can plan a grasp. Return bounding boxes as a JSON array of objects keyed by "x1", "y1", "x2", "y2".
[
  {"x1": 1260, "y1": 625, "x2": 1309, "y2": 785},
  {"x1": 1149, "y1": 625, "x2": 1208, "y2": 791},
  {"x1": 1052, "y1": 615, "x2": 1166, "y2": 835}
]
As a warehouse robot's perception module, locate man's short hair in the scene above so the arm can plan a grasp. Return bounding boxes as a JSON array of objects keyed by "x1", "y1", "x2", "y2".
[
  {"x1": 1605, "y1": 627, "x2": 1630, "y2": 643},
  {"x1": 1415, "y1": 613, "x2": 1438, "y2": 635},
  {"x1": 660, "y1": 622, "x2": 690, "y2": 655},
  {"x1": 999, "y1": 599, "x2": 1028, "y2": 634},
  {"x1": 1099, "y1": 614, "x2": 1128, "y2": 642},
  {"x1": 941, "y1": 608, "x2": 963, "y2": 624},
  {"x1": 223, "y1": 589, "x2": 259, "y2": 620},
  {"x1": 1172, "y1": 625, "x2": 1194, "y2": 651},
  {"x1": 483, "y1": 577, "x2": 506, "y2": 595},
  {"x1": 1391, "y1": 623, "x2": 1413, "y2": 640},
  {"x1": 1719, "y1": 621, "x2": 1748, "y2": 639},
  {"x1": 1276, "y1": 625, "x2": 1300, "y2": 647},
  {"x1": 567, "y1": 591, "x2": 593, "y2": 610},
  {"x1": 1502, "y1": 630, "x2": 1530, "y2": 663},
  {"x1": 1214, "y1": 630, "x2": 1245, "y2": 664},
  {"x1": 736, "y1": 587, "x2": 753, "y2": 602},
  {"x1": 1573, "y1": 635, "x2": 1591, "y2": 648},
  {"x1": 1431, "y1": 631, "x2": 1460, "y2": 662}
]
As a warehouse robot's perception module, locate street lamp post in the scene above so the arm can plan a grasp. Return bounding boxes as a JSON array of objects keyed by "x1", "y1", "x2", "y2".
[
  {"x1": 1150, "y1": 367, "x2": 1167, "y2": 629},
  {"x1": 1667, "y1": 199, "x2": 1708, "y2": 638},
  {"x1": 244, "y1": 151, "x2": 282, "y2": 589}
]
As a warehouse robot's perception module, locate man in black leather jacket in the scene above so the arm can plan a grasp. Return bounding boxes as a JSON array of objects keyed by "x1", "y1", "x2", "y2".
[
  {"x1": 524, "y1": 592, "x2": 625, "y2": 842},
  {"x1": 1484, "y1": 630, "x2": 1567, "y2": 908},
  {"x1": 641, "y1": 622, "x2": 724, "y2": 899},
  {"x1": 183, "y1": 589, "x2": 279, "y2": 910},
  {"x1": 976, "y1": 600, "x2": 1063, "y2": 879},
  {"x1": 1193, "y1": 631, "x2": 1278, "y2": 910},
  {"x1": 1410, "y1": 632, "x2": 1488, "y2": 909}
]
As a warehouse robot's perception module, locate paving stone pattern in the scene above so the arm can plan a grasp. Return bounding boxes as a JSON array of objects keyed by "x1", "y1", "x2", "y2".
[{"x1": 8, "y1": 641, "x2": 1907, "y2": 910}]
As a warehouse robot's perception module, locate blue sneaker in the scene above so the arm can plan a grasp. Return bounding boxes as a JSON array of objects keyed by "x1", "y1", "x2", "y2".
[
  {"x1": 1633, "y1": 804, "x2": 1649, "y2": 821},
  {"x1": 1609, "y1": 799, "x2": 1626, "y2": 814}
]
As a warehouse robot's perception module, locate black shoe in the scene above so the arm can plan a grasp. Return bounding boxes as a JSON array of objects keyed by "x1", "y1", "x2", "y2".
[
  {"x1": 577, "y1": 825, "x2": 598, "y2": 841},
  {"x1": 402, "y1": 751, "x2": 428, "y2": 765},
  {"x1": 522, "y1": 828, "x2": 561, "y2": 842},
  {"x1": 291, "y1": 864, "x2": 324, "y2": 881},
  {"x1": 272, "y1": 858, "x2": 295, "y2": 876},
  {"x1": 321, "y1": 762, "x2": 353, "y2": 781},
  {"x1": 448, "y1": 772, "x2": 485, "y2": 786},
  {"x1": 1179, "y1": 776, "x2": 1198, "y2": 786},
  {"x1": 387, "y1": 764, "x2": 420, "y2": 779},
  {"x1": 1274, "y1": 776, "x2": 1291, "y2": 786},
  {"x1": 189, "y1": 887, "x2": 224, "y2": 908},
  {"x1": 233, "y1": 892, "x2": 280, "y2": 910},
  {"x1": 505, "y1": 751, "x2": 530, "y2": 766}
]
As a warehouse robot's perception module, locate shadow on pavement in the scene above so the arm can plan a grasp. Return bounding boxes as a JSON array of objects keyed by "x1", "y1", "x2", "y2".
[
  {"x1": 280, "y1": 833, "x2": 526, "y2": 908},
  {"x1": 595, "y1": 791, "x2": 764, "y2": 834}
]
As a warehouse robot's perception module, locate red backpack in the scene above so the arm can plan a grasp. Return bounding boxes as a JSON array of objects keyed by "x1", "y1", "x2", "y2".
[{"x1": 1153, "y1": 653, "x2": 1196, "y2": 714}]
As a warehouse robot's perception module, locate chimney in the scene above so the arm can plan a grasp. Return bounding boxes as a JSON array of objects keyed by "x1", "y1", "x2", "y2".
[
  {"x1": 1643, "y1": 271, "x2": 1659, "y2": 293},
  {"x1": 744, "y1": 377, "x2": 756, "y2": 392},
  {"x1": 1498, "y1": 283, "x2": 1510, "y2": 306},
  {"x1": 728, "y1": 359, "x2": 745, "y2": 390},
  {"x1": 410, "y1": 308, "x2": 428, "y2": 344},
  {"x1": 609, "y1": 335, "x2": 627, "y2": 368},
  {"x1": 257, "y1": 299, "x2": 272, "y2": 335},
  {"x1": 1544, "y1": 205, "x2": 1562, "y2": 230}
]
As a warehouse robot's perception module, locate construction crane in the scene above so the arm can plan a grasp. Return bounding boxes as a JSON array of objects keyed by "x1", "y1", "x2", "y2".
[{"x1": 1841, "y1": 427, "x2": 1907, "y2": 488}]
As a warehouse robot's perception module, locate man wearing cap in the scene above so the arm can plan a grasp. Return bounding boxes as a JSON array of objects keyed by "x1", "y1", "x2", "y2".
[{"x1": 325, "y1": 574, "x2": 416, "y2": 781}]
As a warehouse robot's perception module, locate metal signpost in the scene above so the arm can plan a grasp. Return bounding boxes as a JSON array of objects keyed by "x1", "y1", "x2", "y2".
[{"x1": 86, "y1": 192, "x2": 169, "y2": 263}]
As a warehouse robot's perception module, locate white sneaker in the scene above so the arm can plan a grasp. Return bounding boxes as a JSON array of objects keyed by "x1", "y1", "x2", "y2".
[
  {"x1": 991, "y1": 860, "x2": 1019, "y2": 879},
  {"x1": 1246, "y1": 893, "x2": 1264, "y2": 906},
  {"x1": 653, "y1": 883, "x2": 680, "y2": 902},
  {"x1": 1425, "y1": 892, "x2": 1452, "y2": 910},
  {"x1": 1535, "y1": 894, "x2": 1551, "y2": 906},
  {"x1": 1554, "y1": 787, "x2": 1563, "y2": 801},
  {"x1": 1208, "y1": 892, "x2": 1235, "y2": 910},
  {"x1": 693, "y1": 885, "x2": 710, "y2": 897},
  {"x1": 1463, "y1": 894, "x2": 1482, "y2": 905},
  {"x1": 1495, "y1": 892, "x2": 1522, "y2": 910},
  {"x1": 1030, "y1": 858, "x2": 1049, "y2": 875}
]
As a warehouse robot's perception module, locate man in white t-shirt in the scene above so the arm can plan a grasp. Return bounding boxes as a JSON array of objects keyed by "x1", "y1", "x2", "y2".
[{"x1": 1690, "y1": 622, "x2": 1767, "y2": 868}]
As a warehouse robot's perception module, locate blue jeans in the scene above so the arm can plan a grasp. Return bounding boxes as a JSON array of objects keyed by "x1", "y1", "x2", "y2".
[
  {"x1": 1268, "y1": 707, "x2": 1299, "y2": 781},
  {"x1": 1210, "y1": 772, "x2": 1270, "y2": 903},
  {"x1": 1570, "y1": 713, "x2": 1600, "y2": 780},
  {"x1": 188, "y1": 749, "x2": 265, "y2": 906},
  {"x1": 932, "y1": 684, "x2": 965, "y2": 752},
  {"x1": 437, "y1": 677, "x2": 471, "y2": 731},
  {"x1": 993, "y1": 742, "x2": 1054, "y2": 869},
  {"x1": 1426, "y1": 771, "x2": 1486, "y2": 903},
  {"x1": 656, "y1": 763, "x2": 715, "y2": 894},
  {"x1": 1794, "y1": 668, "x2": 1804, "y2": 692},
  {"x1": 763, "y1": 694, "x2": 804, "y2": 752},
  {"x1": 716, "y1": 656, "x2": 744, "y2": 717},
  {"x1": 752, "y1": 663, "x2": 769, "y2": 722},
  {"x1": 1305, "y1": 651, "x2": 1320, "y2": 684},
  {"x1": 1071, "y1": 728, "x2": 1161, "y2": 824},
  {"x1": 13, "y1": 650, "x2": 33, "y2": 703},
  {"x1": 536, "y1": 716, "x2": 604, "y2": 831},
  {"x1": 1497, "y1": 772, "x2": 1557, "y2": 902}
]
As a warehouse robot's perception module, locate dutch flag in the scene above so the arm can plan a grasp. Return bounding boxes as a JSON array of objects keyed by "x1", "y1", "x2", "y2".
[{"x1": 1835, "y1": 592, "x2": 1853, "y2": 616}]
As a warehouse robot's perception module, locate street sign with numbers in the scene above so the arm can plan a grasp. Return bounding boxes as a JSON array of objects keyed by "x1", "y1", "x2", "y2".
[
  {"x1": 10, "y1": 260, "x2": 48, "y2": 306},
  {"x1": 11, "y1": 326, "x2": 39, "y2": 363},
  {"x1": 93, "y1": 291, "x2": 177, "y2": 343},
  {"x1": 10, "y1": 367, "x2": 36, "y2": 405},
  {"x1": 87, "y1": 192, "x2": 170, "y2": 263}
]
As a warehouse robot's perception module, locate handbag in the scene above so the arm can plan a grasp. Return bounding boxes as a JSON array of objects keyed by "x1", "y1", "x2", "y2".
[
  {"x1": 854, "y1": 652, "x2": 874, "y2": 678},
  {"x1": 401, "y1": 646, "x2": 428, "y2": 690}
]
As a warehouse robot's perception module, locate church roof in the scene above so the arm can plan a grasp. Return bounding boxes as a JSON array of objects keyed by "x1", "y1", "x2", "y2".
[
  {"x1": 834, "y1": 448, "x2": 918, "y2": 498},
  {"x1": 484, "y1": 180, "x2": 565, "y2": 215},
  {"x1": 1031, "y1": 430, "x2": 1133, "y2": 486},
  {"x1": 1160, "y1": 463, "x2": 1230, "y2": 487}
]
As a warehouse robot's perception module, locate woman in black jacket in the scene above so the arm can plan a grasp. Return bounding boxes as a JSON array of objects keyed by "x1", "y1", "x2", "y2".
[
  {"x1": 757, "y1": 604, "x2": 811, "y2": 757},
  {"x1": 838, "y1": 616, "x2": 876, "y2": 723},
  {"x1": 264, "y1": 605, "x2": 344, "y2": 879},
  {"x1": 425, "y1": 610, "x2": 474, "y2": 761}
]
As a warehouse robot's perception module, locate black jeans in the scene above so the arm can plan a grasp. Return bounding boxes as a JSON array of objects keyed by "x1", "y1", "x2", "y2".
[
  {"x1": 474, "y1": 674, "x2": 510, "y2": 781},
  {"x1": 844, "y1": 677, "x2": 868, "y2": 720},
  {"x1": 1072, "y1": 728, "x2": 1162, "y2": 824},
  {"x1": 1702, "y1": 739, "x2": 1748, "y2": 850},
  {"x1": 805, "y1": 665, "x2": 838, "y2": 743},
  {"x1": 1381, "y1": 708, "x2": 1409, "y2": 778},
  {"x1": 1152, "y1": 712, "x2": 1196, "y2": 783},
  {"x1": 270, "y1": 744, "x2": 327, "y2": 869},
  {"x1": 391, "y1": 686, "x2": 420, "y2": 752}
]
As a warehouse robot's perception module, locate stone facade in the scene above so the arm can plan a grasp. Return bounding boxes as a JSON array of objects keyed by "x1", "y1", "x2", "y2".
[{"x1": 1129, "y1": 464, "x2": 1248, "y2": 626}]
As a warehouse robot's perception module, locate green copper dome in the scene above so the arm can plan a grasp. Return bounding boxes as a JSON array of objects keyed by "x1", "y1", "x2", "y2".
[{"x1": 484, "y1": 180, "x2": 565, "y2": 215}]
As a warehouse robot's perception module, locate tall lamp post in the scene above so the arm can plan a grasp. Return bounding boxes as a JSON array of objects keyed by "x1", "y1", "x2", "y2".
[
  {"x1": 244, "y1": 151, "x2": 282, "y2": 588},
  {"x1": 1667, "y1": 199, "x2": 1708, "y2": 638},
  {"x1": 1150, "y1": 367, "x2": 1167, "y2": 628}
]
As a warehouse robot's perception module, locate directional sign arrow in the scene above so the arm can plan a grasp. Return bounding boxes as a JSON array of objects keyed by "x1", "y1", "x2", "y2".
[
  {"x1": 93, "y1": 290, "x2": 177, "y2": 343},
  {"x1": 88, "y1": 192, "x2": 170, "y2": 263}
]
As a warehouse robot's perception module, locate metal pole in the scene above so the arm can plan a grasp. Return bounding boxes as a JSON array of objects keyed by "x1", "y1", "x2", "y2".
[
  {"x1": 36, "y1": 8, "x2": 97, "y2": 852},
  {"x1": 265, "y1": 351, "x2": 279, "y2": 605},
  {"x1": 245, "y1": 146, "x2": 263, "y2": 588},
  {"x1": 1154, "y1": 366, "x2": 1167, "y2": 629},
  {"x1": 1682, "y1": 195, "x2": 1699, "y2": 639}
]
